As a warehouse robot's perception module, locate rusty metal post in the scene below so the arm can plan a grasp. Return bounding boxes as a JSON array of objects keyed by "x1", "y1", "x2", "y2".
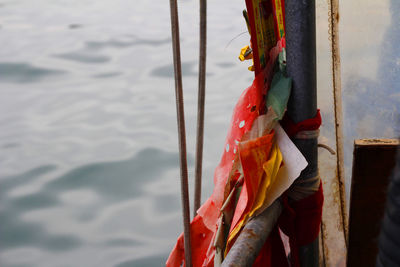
[
  {"x1": 285, "y1": 0, "x2": 319, "y2": 266},
  {"x1": 168, "y1": 0, "x2": 192, "y2": 265},
  {"x1": 221, "y1": 200, "x2": 283, "y2": 267},
  {"x1": 194, "y1": 0, "x2": 207, "y2": 216}
]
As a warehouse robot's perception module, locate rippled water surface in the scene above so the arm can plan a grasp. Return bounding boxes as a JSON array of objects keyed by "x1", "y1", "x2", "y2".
[
  {"x1": 0, "y1": 0, "x2": 251, "y2": 266},
  {"x1": 1, "y1": 0, "x2": 399, "y2": 266}
]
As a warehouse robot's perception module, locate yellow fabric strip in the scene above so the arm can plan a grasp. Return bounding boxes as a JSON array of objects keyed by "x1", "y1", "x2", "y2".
[{"x1": 225, "y1": 143, "x2": 283, "y2": 255}]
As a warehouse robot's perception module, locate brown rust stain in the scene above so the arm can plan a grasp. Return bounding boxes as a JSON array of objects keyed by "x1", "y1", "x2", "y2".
[
  {"x1": 321, "y1": 220, "x2": 330, "y2": 266},
  {"x1": 319, "y1": 147, "x2": 347, "y2": 266},
  {"x1": 355, "y1": 138, "x2": 400, "y2": 146},
  {"x1": 329, "y1": 0, "x2": 348, "y2": 243},
  {"x1": 243, "y1": 228, "x2": 258, "y2": 240}
]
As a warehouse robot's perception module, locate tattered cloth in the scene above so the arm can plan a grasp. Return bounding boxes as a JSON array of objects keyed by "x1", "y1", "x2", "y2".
[
  {"x1": 250, "y1": 183, "x2": 324, "y2": 267},
  {"x1": 240, "y1": 112, "x2": 324, "y2": 267},
  {"x1": 166, "y1": 40, "x2": 323, "y2": 266}
]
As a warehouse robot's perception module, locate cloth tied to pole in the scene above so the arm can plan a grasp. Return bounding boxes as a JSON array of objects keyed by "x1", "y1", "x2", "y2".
[
  {"x1": 166, "y1": 40, "x2": 324, "y2": 267},
  {"x1": 251, "y1": 112, "x2": 324, "y2": 267},
  {"x1": 166, "y1": 40, "x2": 284, "y2": 267}
]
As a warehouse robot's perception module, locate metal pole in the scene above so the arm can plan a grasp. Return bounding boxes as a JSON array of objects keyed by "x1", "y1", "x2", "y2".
[
  {"x1": 221, "y1": 200, "x2": 283, "y2": 267},
  {"x1": 285, "y1": 0, "x2": 317, "y2": 122},
  {"x1": 168, "y1": 0, "x2": 192, "y2": 265},
  {"x1": 285, "y1": 0, "x2": 319, "y2": 266},
  {"x1": 194, "y1": 0, "x2": 207, "y2": 216}
]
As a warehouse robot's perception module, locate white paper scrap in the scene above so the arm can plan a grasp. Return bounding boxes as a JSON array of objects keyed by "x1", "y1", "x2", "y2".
[{"x1": 261, "y1": 123, "x2": 308, "y2": 209}]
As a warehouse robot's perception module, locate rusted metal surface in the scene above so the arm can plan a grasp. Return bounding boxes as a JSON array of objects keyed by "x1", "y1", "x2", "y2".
[
  {"x1": 347, "y1": 139, "x2": 399, "y2": 267},
  {"x1": 221, "y1": 200, "x2": 282, "y2": 267},
  {"x1": 329, "y1": 0, "x2": 348, "y2": 241},
  {"x1": 168, "y1": 0, "x2": 192, "y2": 265},
  {"x1": 315, "y1": 0, "x2": 348, "y2": 264},
  {"x1": 318, "y1": 231, "x2": 325, "y2": 266},
  {"x1": 355, "y1": 139, "x2": 399, "y2": 146},
  {"x1": 319, "y1": 148, "x2": 347, "y2": 267},
  {"x1": 194, "y1": 0, "x2": 207, "y2": 216}
]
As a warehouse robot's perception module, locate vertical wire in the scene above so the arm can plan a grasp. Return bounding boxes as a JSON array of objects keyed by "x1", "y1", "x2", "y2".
[
  {"x1": 168, "y1": 0, "x2": 192, "y2": 265},
  {"x1": 194, "y1": 0, "x2": 207, "y2": 216}
]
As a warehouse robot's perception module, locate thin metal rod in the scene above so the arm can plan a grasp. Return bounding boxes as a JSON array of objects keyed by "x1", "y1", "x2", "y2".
[
  {"x1": 221, "y1": 200, "x2": 283, "y2": 267},
  {"x1": 329, "y1": 0, "x2": 348, "y2": 243},
  {"x1": 168, "y1": 0, "x2": 192, "y2": 266},
  {"x1": 194, "y1": 0, "x2": 207, "y2": 216}
]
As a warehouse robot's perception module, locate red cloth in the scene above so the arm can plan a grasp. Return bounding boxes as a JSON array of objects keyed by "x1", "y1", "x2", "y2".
[
  {"x1": 167, "y1": 112, "x2": 324, "y2": 267},
  {"x1": 166, "y1": 39, "x2": 323, "y2": 266},
  {"x1": 251, "y1": 111, "x2": 324, "y2": 267},
  {"x1": 253, "y1": 227, "x2": 289, "y2": 267},
  {"x1": 166, "y1": 40, "x2": 284, "y2": 267},
  {"x1": 279, "y1": 183, "x2": 324, "y2": 267},
  {"x1": 281, "y1": 110, "x2": 322, "y2": 137},
  {"x1": 167, "y1": 215, "x2": 214, "y2": 267},
  {"x1": 251, "y1": 183, "x2": 324, "y2": 267}
]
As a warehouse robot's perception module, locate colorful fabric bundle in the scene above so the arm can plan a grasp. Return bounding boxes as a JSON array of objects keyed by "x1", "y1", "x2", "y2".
[
  {"x1": 167, "y1": 0, "x2": 324, "y2": 264},
  {"x1": 166, "y1": 39, "x2": 284, "y2": 267}
]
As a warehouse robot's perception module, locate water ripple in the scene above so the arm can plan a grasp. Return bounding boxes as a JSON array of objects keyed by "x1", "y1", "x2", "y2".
[
  {"x1": 0, "y1": 63, "x2": 66, "y2": 83},
  {"x1": 85, "y1": 36, "x2": 171, "y2": 50},
  {"x1": 0, "y1": 208, "x2": 83, "y2": 251},
  {"x1": 150, "y1": 62, "x2": 196, "y2": 77},
  {"x1": 45, "y1": 147, "x2": 185, "y2": 200},
  {"x1": 53, "y1": 52, "x2": 110, "y2": 64}
]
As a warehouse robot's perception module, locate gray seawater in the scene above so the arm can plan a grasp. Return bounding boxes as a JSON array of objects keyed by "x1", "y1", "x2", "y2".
[
  {"x1": 1, "y1": 0, "x2": 399, "y2": 266},
  {"x1": 0, "y1": 0, "x2": 250, "y2": 266}
]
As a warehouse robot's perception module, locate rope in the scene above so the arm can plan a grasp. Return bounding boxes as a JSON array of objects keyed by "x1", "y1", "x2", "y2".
[
  {"x1": 290, "y1": 129, "x2": 321, "y2": 201},
  {"x1": 194, "y1": 0, "x2": 207, "y2": 216},
  {"x1": 294, "y1": 129, "x2": 320, "y2": 139},
  {"x1": 168, "y1": 0, "x2": 192, "y2": 265},
  {"x1": 288, "y1": 175, "x2": 321, "y2": 201}
]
